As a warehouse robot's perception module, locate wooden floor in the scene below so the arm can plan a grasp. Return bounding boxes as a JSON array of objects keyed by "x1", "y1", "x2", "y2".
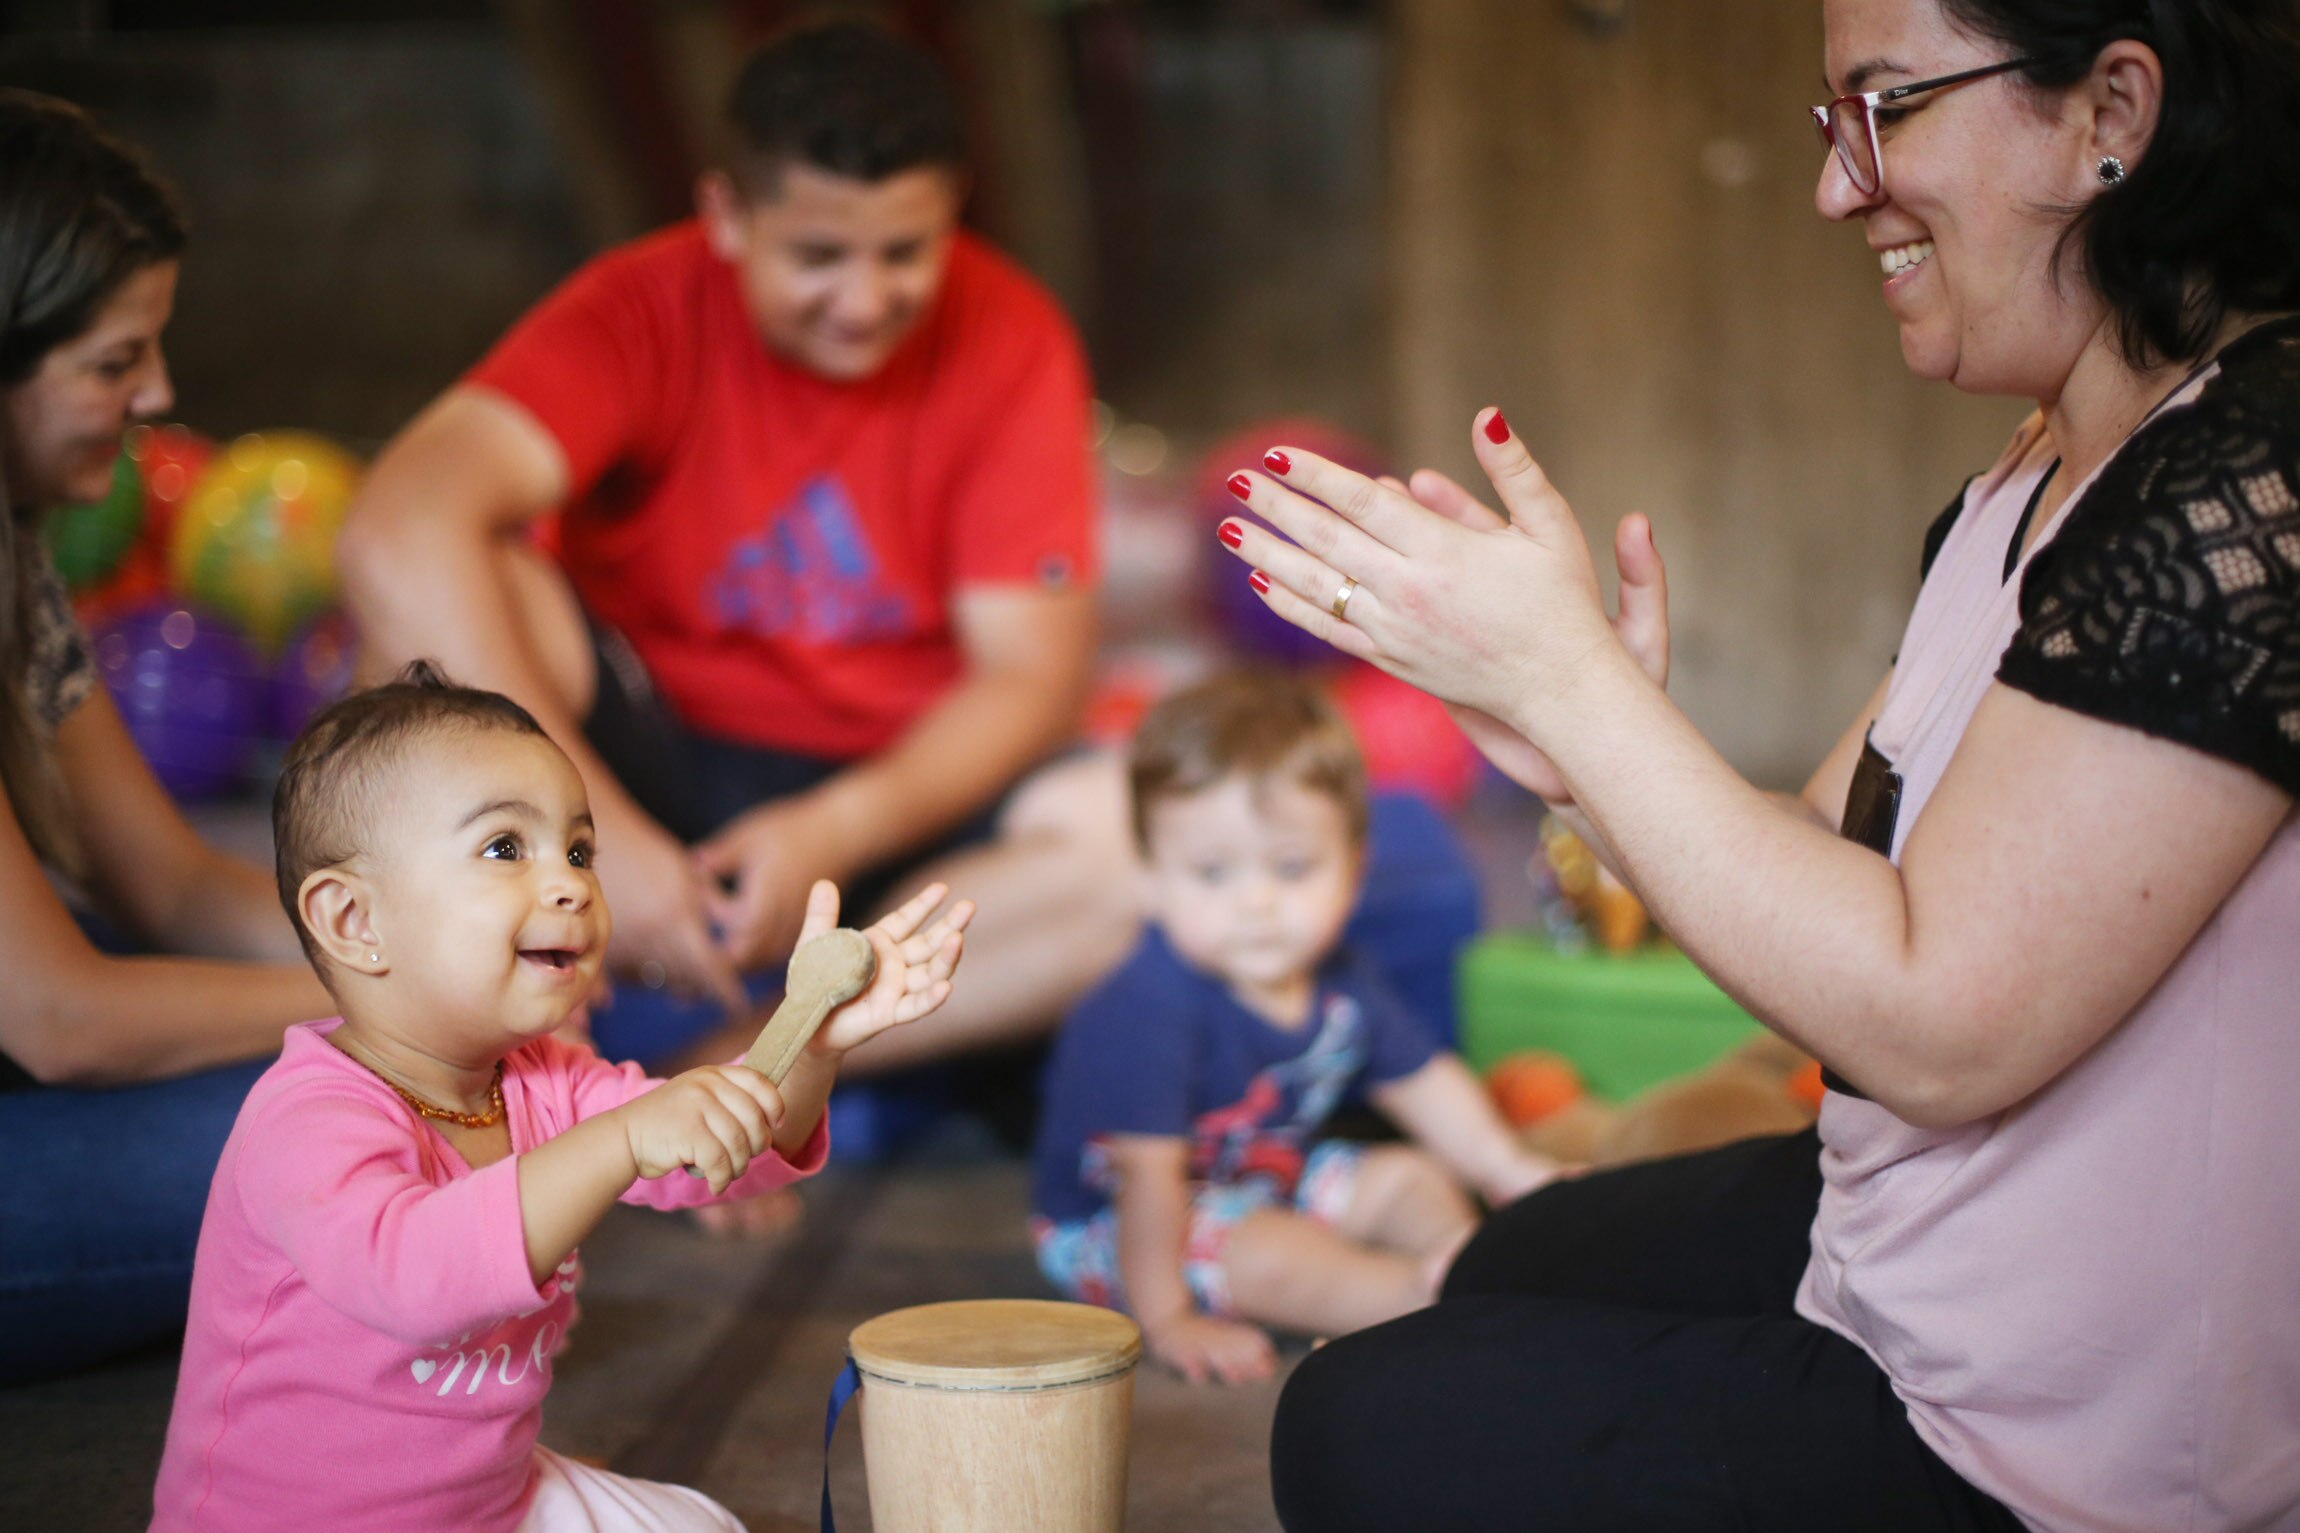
[{"x1": 0, "y1": 1122, "x2": 1301, "y2": 1532}]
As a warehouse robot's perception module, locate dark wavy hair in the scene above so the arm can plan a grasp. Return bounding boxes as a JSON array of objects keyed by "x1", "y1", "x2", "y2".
[
  {"x1": 1941, "y1": 0, "x2": 2300, "y2": 366},
  {"x1": 0, "y1": 90, "x2": 185, "y2": 879},
  {"x1": 723, "y1": 16, "x2": 965, "y2": 196},
  {"x1": 0, "y1": 90, "x2": 186, "y2": 387}
]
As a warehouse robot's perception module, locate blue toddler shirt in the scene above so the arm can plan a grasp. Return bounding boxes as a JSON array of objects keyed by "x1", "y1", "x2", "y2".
[{"x1": 1030, "y1": 925, "x2": 1439, "y2": 1227}]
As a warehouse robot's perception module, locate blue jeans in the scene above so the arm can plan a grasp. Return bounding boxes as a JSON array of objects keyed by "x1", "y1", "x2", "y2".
[{"x1": 0, "y1": 1056, "x2": 269, "y2": 1383}]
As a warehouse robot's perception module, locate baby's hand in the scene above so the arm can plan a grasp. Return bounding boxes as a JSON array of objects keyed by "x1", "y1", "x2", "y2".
[
  {"x1": 616, "y1": 1066, "x2": 784, "y2": 1193},
  {"x1": 798, "y1": 880, "x2": 975, "y2": 1059},
  {"x1": 1144, "y1": 1312, "x2": 1277, "y2": 1387}
]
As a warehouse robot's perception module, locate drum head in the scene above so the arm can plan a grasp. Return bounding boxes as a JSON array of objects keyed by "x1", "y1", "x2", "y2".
[{"x1": 850, "y1": 1300, "x2": 1142, "y2": 1391}]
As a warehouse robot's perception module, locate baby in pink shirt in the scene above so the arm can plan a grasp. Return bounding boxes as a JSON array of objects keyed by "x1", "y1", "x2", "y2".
[{"x1": 151, "y1": 663, "x2": 972, "y2": 1532}]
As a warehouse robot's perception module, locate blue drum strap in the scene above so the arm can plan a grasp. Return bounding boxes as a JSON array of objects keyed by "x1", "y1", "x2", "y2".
[{"x1": 821, "y1": 1358, "x2": 861, "y2": 1533}]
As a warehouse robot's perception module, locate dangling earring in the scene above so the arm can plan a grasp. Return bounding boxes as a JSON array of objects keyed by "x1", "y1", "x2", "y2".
[{"x1": 2096, "y1": 155, "x2": 2126, "y2": 186}]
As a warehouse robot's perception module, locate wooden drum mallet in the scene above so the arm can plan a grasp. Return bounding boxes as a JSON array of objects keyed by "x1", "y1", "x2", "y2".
[
  {"x1": 845, "y1": 1299, "x2": 1143, "y2": 1533},
  {"x1": 743, "y1": 927, "x2": 877, "y2": 1083}
]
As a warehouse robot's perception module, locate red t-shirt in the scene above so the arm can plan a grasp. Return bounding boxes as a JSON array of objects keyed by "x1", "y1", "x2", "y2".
[{"x1": 466, "y1": 223, "x2": 1097, "y2": 758}]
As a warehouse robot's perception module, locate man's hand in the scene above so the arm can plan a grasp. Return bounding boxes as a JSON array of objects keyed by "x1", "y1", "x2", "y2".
[
  {"x1": 1143, "y1": 1311, "x2": 1277, "y2": 1386},
  {"x1": 693, "y1": 797, "x2": 856, "y2": 973},
  {"x1": 797, "y1": 879, "x2": 975, "y2": 1060},
  {"x1": 602, "y1": 810, "x2": 745, "y2": 1010},
  {"x1": 614, "y1": 1065, "x2": 785, "y2": 1193}
]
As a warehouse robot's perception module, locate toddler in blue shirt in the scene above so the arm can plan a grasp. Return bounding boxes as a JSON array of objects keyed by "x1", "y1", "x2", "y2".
[{"x1": 1031, "y1": 670, "x2": 1559, "y2": 1384}]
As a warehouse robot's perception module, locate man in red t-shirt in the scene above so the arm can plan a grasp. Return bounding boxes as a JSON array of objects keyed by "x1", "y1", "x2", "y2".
[{"x1": 339, "y1": 21, "x2": 1134, "y2": 1072}]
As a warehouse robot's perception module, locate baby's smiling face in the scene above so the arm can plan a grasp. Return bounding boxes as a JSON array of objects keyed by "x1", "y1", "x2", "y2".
[{"x1": 354, "y1": 728, "x2": 608, "y2": 1054}]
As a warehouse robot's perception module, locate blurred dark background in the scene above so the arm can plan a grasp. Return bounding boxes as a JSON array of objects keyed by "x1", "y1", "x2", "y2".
[
  {"x1": 3, "y1": 0, "x2": 2021, "y2": 784},
  {"x1": 0, "y1": 0, "x2": 1387, "y2": 454}
]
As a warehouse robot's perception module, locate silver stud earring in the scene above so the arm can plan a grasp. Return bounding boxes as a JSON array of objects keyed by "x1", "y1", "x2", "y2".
[
  {"x1": 2096, "y1": 155, "x2": 2126, "y2": 186},
  {"x1": 368, "y1": 953, "x2": 381, "y2": 965}
]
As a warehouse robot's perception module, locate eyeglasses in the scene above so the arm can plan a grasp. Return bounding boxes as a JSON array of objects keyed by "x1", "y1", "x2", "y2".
[{"x1": 1810, "y1": 57, "x2": 2039, "y2": 195}]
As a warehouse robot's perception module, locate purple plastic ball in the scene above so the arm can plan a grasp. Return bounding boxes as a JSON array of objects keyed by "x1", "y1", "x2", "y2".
[
  {"x1": 269, "y1": 610, "x2": 356, "y2": 743},
  {"x1": 1194, "y1": 418, "x2": 1393, "y2": 667},
  {"x1": 92, "y1": 601, "x2": 268, "y2": 801},
  {"x1": 1210, "y1": 512, "x2": 1341, "y2": 666}
]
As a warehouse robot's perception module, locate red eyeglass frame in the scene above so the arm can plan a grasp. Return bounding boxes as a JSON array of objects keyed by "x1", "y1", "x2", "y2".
[{"x1": 1810, "y1": 57, "x2": 2040, "y2": 194}]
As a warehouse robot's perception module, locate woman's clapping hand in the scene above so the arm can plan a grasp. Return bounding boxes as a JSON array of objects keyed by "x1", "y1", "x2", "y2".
[{"x1": 1217, "y1": 410, "x2": 1671, "y2": 806}]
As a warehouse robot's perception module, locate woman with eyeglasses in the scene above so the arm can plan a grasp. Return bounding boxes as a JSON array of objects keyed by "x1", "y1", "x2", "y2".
[
  {"x1": 1228, "y1": 1, "x2": 2300, "y2": 1528},
  {"x1": 0, "y1": 92, "x2": 332, "y2": 1384}
]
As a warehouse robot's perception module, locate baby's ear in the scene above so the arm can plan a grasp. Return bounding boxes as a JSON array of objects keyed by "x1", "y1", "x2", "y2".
[{"x1": 300, "y1": 865, "x2": 385, "y2": 976}]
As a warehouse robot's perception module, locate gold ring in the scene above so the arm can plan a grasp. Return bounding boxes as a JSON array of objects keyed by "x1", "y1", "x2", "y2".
[{"x1": 1331, "y1": 578, "x2": 1359, "y2": 621}]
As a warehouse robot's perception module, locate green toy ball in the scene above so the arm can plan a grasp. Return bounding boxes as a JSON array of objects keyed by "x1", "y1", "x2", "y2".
[{"x1": 43, "y1": 452, "x2": 145, "y2": 591}]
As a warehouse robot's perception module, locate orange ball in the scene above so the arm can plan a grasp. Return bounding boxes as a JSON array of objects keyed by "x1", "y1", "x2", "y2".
[{"x1": 1487, "y1": 1051, "x2": 1586, "y2": 1126}]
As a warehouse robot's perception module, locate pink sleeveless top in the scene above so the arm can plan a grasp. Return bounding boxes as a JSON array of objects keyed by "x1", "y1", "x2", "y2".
[{"x1": 1794, "y1": 382, "x2": 2300, "y2": 1531}]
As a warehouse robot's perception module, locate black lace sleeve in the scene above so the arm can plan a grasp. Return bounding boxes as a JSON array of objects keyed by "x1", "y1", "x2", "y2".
[{"x1": 1997, "y1": 318, "x2": 2300, "y2": 795}]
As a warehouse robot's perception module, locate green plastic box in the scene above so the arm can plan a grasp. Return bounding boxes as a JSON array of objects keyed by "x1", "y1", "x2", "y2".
[{"x1": 1457, "y1": 934, "x2": 1760, "y2": 1103}]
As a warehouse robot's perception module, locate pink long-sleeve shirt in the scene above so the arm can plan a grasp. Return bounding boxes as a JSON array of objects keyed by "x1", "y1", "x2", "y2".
[{"x1": 152, "y1": 1020, "x2": 825, "y2": 1532}]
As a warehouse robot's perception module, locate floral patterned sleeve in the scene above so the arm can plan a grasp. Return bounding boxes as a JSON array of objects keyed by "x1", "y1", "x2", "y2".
[
  {"x1": 21, "y1": 534, "x2": 95, "y2": 735},
  {"x1": 1997, "y1": 318, "x2": 2300, "y2": 796}
]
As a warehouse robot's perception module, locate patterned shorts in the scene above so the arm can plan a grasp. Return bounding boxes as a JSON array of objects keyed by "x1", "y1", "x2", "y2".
[{"x1": 1031, "y1": 1141, "x2": 1366, "y2": 1319}]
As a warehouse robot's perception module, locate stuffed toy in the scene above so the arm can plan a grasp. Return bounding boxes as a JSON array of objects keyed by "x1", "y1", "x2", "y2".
[{"x1": 1489, "y1": 1032, "x2": 1824, "y2": 1168}]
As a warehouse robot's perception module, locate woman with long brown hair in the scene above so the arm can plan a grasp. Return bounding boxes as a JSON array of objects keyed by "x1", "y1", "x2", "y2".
[{"x1": 0, "y1": 90, "x2": 329, "y2": 1383}]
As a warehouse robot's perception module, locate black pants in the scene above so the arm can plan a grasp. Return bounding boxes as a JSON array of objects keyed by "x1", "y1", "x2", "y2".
[
  {"x1": 582, "y1": 619, "x2": 999, "y2": 918},
  {"x1": 1270, "y1": 1131, "x2": 2024, "y2": 1532}
]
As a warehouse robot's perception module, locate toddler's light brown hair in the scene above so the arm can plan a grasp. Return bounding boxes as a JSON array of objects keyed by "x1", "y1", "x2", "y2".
[{"x1": 1126, "y1": 669, "x2": 1368, "y2": 854}]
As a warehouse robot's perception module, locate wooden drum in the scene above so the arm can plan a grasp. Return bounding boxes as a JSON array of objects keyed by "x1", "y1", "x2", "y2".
[{"x1": 848, "y1": 1299, "x2": 1143, "y2": 1532}]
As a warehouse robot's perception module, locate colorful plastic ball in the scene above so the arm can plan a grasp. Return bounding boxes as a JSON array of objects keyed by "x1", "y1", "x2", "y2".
[
  {"x1": 91, "y1": 601, "x2": 269, "y2": 801},
  {"x1": 70, "y1": 557, "x2": 169, "y2": 630},
  {"x1": 1082, "y1": 666, "x2": 1160, "y2": 751},
  {"x1": 1195, "y1": 418, "x2": 1390, "y2": 666},
  {"x1": 170, "y1": 431, "x2": 361, "y2": 654},
  {"x1": 1486, "y1": 1051, "x2": 1586, "y2": 1127},
  {"x1": 1328, "y1": 663, "x2": 1478, "y2": 810},
  {"x1": 270, "y1": 609, "x2": 357, "y2": 743},
  {"x1": 42, "y1": 452, "x2": 144, "y2": 591},
  {"x1": 1079, "y1": 643, "x2": 1214, "y2": 750},
  {"x1": 66, "y1": 424, "x2": 217, "y2": 623},
  {"x1": 127, "y1": 423, "x2": 215, "y2": 554}
]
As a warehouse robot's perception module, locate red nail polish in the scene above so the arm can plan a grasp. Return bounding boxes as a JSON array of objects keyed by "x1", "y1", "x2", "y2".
[
  {"x1": 1263, "y1": 449, "x2": 1292, "y2": 475},
  {"x1": 1249, "y1": 570, "x2": 1270, "y2": 595},
  {"x1": 1483, "y1": 410, "x2": 1511, "y2": 445},
  {"x1": 1226, "y1": 473, "x2": 1253, "y2": 501},
  {"x1": 1218, "y1": 521, "x2": 1244, "y2": 549}
]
